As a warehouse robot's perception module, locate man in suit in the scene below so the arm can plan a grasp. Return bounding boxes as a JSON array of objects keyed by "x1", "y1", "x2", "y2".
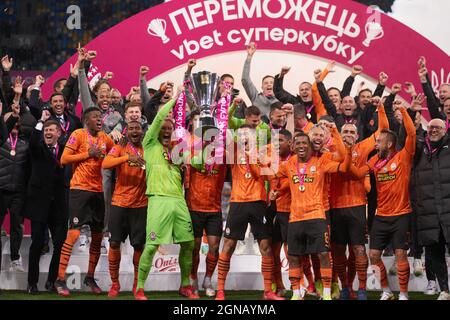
[{"x1": 26, "y1": 110, "x2": 68, "y2": 294}]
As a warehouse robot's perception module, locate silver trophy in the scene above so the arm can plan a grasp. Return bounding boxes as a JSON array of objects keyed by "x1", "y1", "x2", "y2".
[{"x1": 190, "y1": 71, "x2": 220, "y2": 138}]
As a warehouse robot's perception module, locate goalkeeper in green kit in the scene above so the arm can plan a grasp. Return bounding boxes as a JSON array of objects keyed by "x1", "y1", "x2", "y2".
[{"x1": 134, "y1": 91, "x2": 198, "y2": 300}]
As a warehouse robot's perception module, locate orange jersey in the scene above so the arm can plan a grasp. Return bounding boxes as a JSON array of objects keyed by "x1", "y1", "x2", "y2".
[
  {"x1": 311, "y1": 68, "x2": 330, "y2": 120},
  {"x1": 230, "y1": 155, "x2": 267, "y2": 203},
  {"x1": 330, "y1": 136, "x2": 375, "y2": 209},
  {"x1": 186, "y1": 164, "x2": 227, "y2": 212},
  {"x1": 302, "y1": 121, "x2": 314, "y2": 134},
  {"x1": 63, "y1": 129, "x2": 114, "y2": 192},
  {"x1": 368, "y1": 149, "x2": 413, "y2": 217},
  {"x1": 270, "y1": 154, "x2": 293, "y2": 213},
  {"x1": 278, "y1": 154, "x2": 343, "y2": 222},
  {"x1": 366, "y1": 108, "x2": 415, "y2": 217},
  {"x1": 103, "y1": 144, "x2": 147, "y2": 208},
  {"x1": 321, "y1": 134, "x2": 345, "y2": 211}
]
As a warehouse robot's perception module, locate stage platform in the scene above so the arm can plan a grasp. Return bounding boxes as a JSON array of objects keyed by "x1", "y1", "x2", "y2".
[{"x1": 1, "y1": 236, "x2": 449, "y2": 293}]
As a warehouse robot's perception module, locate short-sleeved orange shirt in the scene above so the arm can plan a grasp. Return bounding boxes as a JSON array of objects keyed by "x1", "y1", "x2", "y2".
[
  {"x1": 64, "y1": 129, "x2": 114, "y2": 192},
  {"x1": 330, "y1": 135, "x2": 375, "y2": 209},
  {"x1": 278, "y1": 155, "x2": 341, "y2": 222},
  {"x1": 270, "y1": 154, "x2": 293, "y2": 213},
  {"x1": 105, "y1": 144, "x2": 147, "y2": 208},
  {"x1": 367, "y1": 148, "x2": 413, "y2": 217},
  {"x1": 186, "y1": 164, "x2": 227, "y2": 212},
  {"x1": 231, "y1": 155, "x2": 267, "y2": 203}
]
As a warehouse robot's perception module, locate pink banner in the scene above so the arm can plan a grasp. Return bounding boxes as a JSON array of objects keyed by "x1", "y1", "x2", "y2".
[
  {"x1": 174, "y1": 90, "x2": 186, "y2": 141},
  {"x1": 215, "y1": 82, "x2": 232, "y2": 162},
  {"x1": 42, "y1": 0, "x2": 449, "y2": 120}
]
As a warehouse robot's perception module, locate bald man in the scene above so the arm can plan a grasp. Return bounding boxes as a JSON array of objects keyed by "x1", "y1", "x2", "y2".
[{"x1": 413, "y1": 118, "x2": 450, "y2": 300}]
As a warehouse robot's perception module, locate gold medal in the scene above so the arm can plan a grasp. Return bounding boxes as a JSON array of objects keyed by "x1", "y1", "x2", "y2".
[
  {"x1": 299, "y1": 185, "x2": 306, "y2": 192},
  {"x1": 10, "y1": 149, "x2": 16, "y2": 156},
  {"x1": 245, "y1": 172, "x2": 252, "y2": 179}
]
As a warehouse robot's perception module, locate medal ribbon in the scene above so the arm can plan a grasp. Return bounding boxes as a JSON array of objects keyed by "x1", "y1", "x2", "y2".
[
  {"x1": 9, "y1": 133, "x2": 18, "y2": 153},
  {"x1": 373, "y1": 152, "x2": 397, "y2": 170},
  {"x1": 296, "y1": 157, "x2": 311, "y2": 191},
  {"x1": 215, "y1": 82, "x2": 232, "y2": 162}
]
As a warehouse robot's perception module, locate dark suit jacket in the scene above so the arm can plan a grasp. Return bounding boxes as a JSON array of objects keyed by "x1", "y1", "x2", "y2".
[{"x1": 25, "y1": 127, "x2": 67, "y2": 223}]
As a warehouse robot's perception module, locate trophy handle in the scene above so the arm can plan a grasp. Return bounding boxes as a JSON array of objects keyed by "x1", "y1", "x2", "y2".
[
  {"x1": 147, "y1": 24, "x2": 157, "y2": 37},
  {"x1": 365, "y1": 22, "x2": 370, "y2": 35},
  {"x1": 373, "y1": 28, "x2": 384, "y2": 40}
]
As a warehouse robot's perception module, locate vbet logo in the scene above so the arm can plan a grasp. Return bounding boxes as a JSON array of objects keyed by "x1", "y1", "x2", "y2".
[{"x1": 146, "y1": 0, "x2": 385, "y2": 63}]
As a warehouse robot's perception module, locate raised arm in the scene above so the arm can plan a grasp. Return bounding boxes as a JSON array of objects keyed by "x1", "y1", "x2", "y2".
[
  {"x1": 324, "y1": 147, "x2": 352, "y2": 173},
  {"x1": 341, "y1": 65, "x2": 363, "y2": 98},
  {"x1": 241, "y1": 43, "x2": 259, "y2": 104},
  {"x1": 77, "y1": 48, "x2": 97, "y2": 111},
  {"x1": 143, "y1": 98, "x2": 176, "y2": 148},
  {"x1": 399, "y1": 105, "x2": 416, "y2": 156},
  {"x1": 30, "y1": 110, "x2": 51, "y2": 155},
  {"x1": 374, "y1": 72, "x2": 387, "y2": 98},
  {"x1": 1, "y1": 55, "x2": 14, "y2": 104},
  {"x1": 329, "y1": 125, "x2": 346, "y2": 162},
  {"x1": 139, "y1": 66, "x2": 151, "y2": 107},
  {"x1": 227, "y1": 98, "x2": 245, "y2": 130},
  {"x1": 315, "y1": 69, "x2": 339, "y2": 119},
  {"x1": 311, "y1": 65, "x2": 331, "y2": 119},
  {"x1": 419, "y1": 68, "x2": 443, "y2": 120},
  {"x1": 274, "y1": 67, "x2": 298, "y2": 104}
]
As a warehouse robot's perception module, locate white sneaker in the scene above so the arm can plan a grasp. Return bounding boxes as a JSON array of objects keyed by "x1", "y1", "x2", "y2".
[
  {"x1": 234, "y1": 241, "x2": 247, "y2": 255},
  {"x1": 380, "y1": 291, "x2": 395, "y2": 300},
  {"x1": 9, "y1": 257, "x2": 25, "y2": 272},
  {"x1": 424, "y1": 280, "x2": 438, "y2": 295},
  {"x1": 413, "y1": 259, "x2": 424, "y2": 277},
  {"x1": 398, "y1": 292, "x2": 409, "y2": 300},
  {"x1": 388, "y1": 260, "x2": 397, "y2": 276},
  {"x1": 101, "y1": 237, "x2": 108, "y2": 254},
  {"x1": 437, "y1": 291, "x2": 450, "y2": 300},
  {"x1": 202, "y1": 277, "x2": 215, "y2": 297},
  {"x1": 78, "y1": 234, "x2": 89, "y2": 253},
  {"x1": 252, "y1": 240, "x2": 261, "y2": 256}
]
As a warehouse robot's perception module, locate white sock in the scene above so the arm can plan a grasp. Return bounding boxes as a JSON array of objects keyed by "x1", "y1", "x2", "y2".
[
  {"x1": 382, "y1": 287, "x2": 392, "y2": 293},
  {"x1": 203, "y1": 276, "x2": 211, "y2": 287},
  {"x1": 293, "y1": 289, "x2": 300, "y2": 296},
  {"x1": 323, "y1": 288, "x2": 331, "y2": 296}
]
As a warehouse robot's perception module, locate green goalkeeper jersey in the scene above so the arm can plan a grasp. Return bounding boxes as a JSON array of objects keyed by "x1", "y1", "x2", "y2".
[{"x1": 143, "y1": 99, "x2": 184, "y2": 199}]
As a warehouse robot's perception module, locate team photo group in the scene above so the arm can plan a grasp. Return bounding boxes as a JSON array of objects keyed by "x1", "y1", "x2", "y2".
[{"x1": 1, "y1": 36, "x2": 450, "y2": 301}]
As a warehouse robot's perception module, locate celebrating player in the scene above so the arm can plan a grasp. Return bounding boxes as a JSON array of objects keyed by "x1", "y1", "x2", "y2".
[
  {"x1": 55, "y1": 107, "x2": 114, "y2": 296},
  {"x1": 350, "y1": 102, "x2": 416, "y2": 300},
  {"x1": 102, "y1": 121, "x2": 147, "y2": 297}
]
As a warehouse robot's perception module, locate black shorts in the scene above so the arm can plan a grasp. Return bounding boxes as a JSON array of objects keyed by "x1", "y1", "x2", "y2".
[
  {"x1": 109, "y1": 206, "x2": 147, "y2": 247},
  {"x1": 224, "y1": 201, "x2": 272, "y2": 241},
  {"x1": 326, "y1": 210, "x2": 331, "y2": 224},
  {"x1": 331, "y1": 205, "x2": 367, "y2": 246},
  {"x1": 287, "y1": 219, "x2": 330, "y2": 256},
  {"x1": 190, "y1": 211, "x2": 223, "y2": 238},
  {"x1": 370, "y1": 214, "x2": 411, "y2": 250},
  {"x1": 273, "y1": 212, "x2": 289, "y2": 244},
  {"x1": 69, "y1": 189, "x2": 105, "y2": 232}
]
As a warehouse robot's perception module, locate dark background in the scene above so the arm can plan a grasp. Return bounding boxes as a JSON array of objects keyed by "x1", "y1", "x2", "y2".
[{"x1": 0, "y1": 0, "x2": 391, "y2": 71}]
